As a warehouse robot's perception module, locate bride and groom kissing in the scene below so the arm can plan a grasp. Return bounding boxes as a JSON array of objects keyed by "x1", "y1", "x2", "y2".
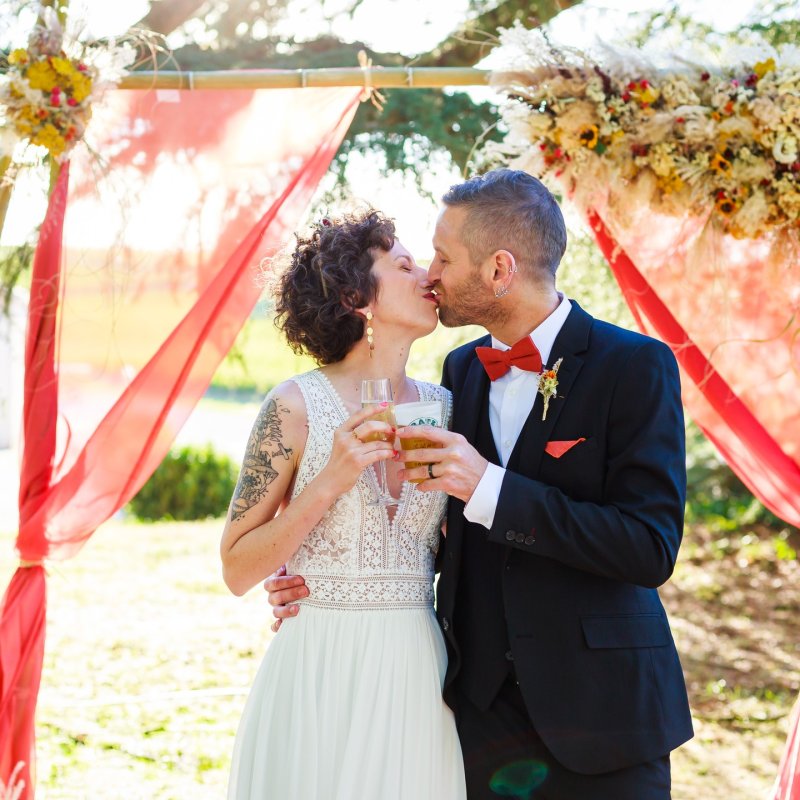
[{"x1": 220, "y1": 168, "x2": 694, "y2": 799}]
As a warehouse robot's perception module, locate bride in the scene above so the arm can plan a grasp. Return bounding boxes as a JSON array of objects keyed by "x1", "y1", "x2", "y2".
[{"x1": 221, "y1": 210, "x2": 466, "y2": 799}]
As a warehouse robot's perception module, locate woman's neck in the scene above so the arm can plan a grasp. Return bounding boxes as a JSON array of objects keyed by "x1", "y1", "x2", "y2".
[{"x1": 320, "y1": 331, "x2": 417, "y2": 411}]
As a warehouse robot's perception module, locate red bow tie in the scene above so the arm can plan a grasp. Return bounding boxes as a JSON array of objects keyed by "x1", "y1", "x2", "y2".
[{"x1": 475, "y1": 337, "x2": 543, "y2": 381}]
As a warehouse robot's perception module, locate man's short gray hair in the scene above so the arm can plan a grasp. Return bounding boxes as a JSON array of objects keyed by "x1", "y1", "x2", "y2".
[{"x1": 442, "y1": 169, "x2": 567, "y2": 281}]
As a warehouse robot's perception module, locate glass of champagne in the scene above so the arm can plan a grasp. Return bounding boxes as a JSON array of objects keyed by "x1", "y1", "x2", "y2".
[
  {"x1": 361, "y1": 378, "x2": 398, "y2": 506},
  {"x1": 394, "y1": 400, "x2": 444, "y2": 484}
]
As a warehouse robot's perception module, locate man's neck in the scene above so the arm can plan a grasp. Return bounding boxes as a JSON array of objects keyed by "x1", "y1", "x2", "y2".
[{"x1": 486, "y1": 289, "x2": 562, "y2": 347}]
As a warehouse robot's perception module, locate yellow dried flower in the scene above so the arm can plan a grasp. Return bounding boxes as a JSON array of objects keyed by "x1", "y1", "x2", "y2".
[
  {"x1": 31, "y1": 123, "x2": 66, "y2": 157},
  {"x1": 754, "y1": 58, "x2": 776, "y2": 79},
  {"x1": 70, "y1": 72, "x2": 93, "y2": 103},
  {"x1": 26, "y1": 59, "x2": 58, "y2": 91},
  {"x1": 8, "y1": 48, "x2": 29, "y2": 65},
  {"x1": 50, "y1": 57, "x2": 76, "y2": 77}
]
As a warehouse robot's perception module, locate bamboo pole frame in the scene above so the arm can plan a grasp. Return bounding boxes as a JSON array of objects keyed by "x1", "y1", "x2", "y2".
[{"x1": 119, "y1": 66, "x2": 490, "y2": 91}]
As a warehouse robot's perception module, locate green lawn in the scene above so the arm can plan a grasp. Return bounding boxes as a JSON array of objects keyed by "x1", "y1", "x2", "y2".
[{"x1": 0, "y1": 518, "x2": 797, "y2": 799}]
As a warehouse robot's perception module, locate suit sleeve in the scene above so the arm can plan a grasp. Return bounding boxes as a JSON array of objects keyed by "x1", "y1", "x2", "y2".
[{"x1": 486, "y1": 339, "x2": 686, "y2": 589}]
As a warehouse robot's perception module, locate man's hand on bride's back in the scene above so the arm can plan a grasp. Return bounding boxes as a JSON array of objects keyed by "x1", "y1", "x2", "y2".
[{"x1": 264, "y1": 565, "x2": 308, "y2": 632}]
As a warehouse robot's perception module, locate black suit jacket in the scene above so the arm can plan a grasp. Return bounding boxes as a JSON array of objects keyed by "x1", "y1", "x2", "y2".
[{"x1": 436, "y1": 301, "x2": 694, "y2": 775}]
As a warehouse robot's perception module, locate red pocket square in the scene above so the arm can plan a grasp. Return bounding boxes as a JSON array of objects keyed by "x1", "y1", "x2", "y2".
[{"x1": 545, "y1": 438, "x2": 586, "y2": 458}]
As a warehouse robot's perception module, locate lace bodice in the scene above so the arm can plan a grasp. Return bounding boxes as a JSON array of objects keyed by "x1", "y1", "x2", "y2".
[{"x1": 286, "y1": 370, "x2": 452, "y2": 610}]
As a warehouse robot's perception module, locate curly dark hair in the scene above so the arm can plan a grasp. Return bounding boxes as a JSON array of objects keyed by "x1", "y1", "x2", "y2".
[{"x1": 274, "y1": 210, "x2": 396, "y2": 365}]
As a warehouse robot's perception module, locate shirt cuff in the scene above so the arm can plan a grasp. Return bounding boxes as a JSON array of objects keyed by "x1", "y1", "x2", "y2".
[{"x1": 463, "y1": 462, "x2": 506, "y2": 530}]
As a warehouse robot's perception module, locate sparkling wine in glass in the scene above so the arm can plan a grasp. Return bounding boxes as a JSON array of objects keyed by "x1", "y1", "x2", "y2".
[
  {"x1": 361, "y1": 378, "x2": 398, "y2": 506},
  {"x1": 393, "y1": 400, "x2": 444, "y2": 484}
]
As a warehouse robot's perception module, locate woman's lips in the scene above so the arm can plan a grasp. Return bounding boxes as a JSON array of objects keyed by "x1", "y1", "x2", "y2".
[{"x1": 423, "y1": 291, "x2": 439, "y2": 305}]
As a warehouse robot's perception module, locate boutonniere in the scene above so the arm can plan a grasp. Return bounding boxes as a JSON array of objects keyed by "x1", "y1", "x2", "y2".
[{"x1": 538, "y1": 357, "x2": 563, "y2": 421}]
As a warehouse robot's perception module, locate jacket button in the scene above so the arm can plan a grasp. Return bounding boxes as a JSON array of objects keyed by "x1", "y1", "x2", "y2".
[
  {"x1": 505, "y1": 650, "x2": 514, "y2": 661},
  {"x1": 524, "y1": 535, "x2": 536, "y2": 546},
  {"x1": 441, "y1": 617, "x2": 450, "y2": 632},
  {"x1": 515, "y1": 532, "x2": 525, "y2": 543},
  {"x1": 505, "y1": 530, "x2": 516, "y2": 541}
]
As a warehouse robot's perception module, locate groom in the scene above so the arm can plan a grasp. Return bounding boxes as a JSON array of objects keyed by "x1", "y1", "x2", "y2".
[{"x1": 268, "y1": 169, "x2": 693, "y2": 798}]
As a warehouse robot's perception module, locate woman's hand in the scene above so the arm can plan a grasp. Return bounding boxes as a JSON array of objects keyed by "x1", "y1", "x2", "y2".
[{"x1": 318, "y1": 403, "x2": 396, "y2": 497}]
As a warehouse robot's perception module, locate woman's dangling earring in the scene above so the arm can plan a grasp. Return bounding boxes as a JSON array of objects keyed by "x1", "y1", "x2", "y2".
[{"x1": 366, "y1": 311, "x2": 374, "y2": 358}]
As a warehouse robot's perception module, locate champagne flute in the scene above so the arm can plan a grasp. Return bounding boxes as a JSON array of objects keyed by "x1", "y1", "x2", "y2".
[{"x1": 361, "y1": 378, "x2": 398, "y2": 506}]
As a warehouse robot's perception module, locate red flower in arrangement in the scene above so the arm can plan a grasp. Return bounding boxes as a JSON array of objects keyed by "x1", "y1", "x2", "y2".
[
  {"x1": 745, "y1": 73, "x2": 758, "y2": 87},
  {"x1": 621, "y1": 91, "x2": 631, "y2": 102},
  {"x1": 676, "y1": 117, "x2": 685, "y2": 123},
  {"x1": 627, "y1": 81, "x2": 637, "y2": 90},
  {"x1": 67, "y1": 97, "x2": 77, "y2": 107},
  {"x1": 700, "y1": 71, "x2": 710, "y2": 81},
  {"x1": 639, "y1": 79, "x2": 649, "y2": 89}
]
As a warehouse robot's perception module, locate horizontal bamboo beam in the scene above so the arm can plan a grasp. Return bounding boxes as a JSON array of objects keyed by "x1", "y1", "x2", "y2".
[{"x1": 118, "y1": 66, "x2": 490, "y2": 91}]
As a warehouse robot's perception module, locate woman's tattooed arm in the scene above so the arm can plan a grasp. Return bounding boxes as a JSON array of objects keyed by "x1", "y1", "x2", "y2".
[{"x1": 230, "y1": 397, "x2": 293, "y2": 521}]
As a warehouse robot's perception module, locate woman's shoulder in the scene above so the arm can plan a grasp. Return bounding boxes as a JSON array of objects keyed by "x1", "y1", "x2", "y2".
[{"x1": 261, "y1": 378, "x2": 309, "y2": 427}]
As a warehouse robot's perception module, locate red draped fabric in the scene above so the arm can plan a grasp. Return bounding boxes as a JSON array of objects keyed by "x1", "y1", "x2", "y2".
[
  {"x1": 0, "y1": 85, "x2": 359, "y2": 797},
  {"x1": 773, "y1": 694, "x2": 800, "y2": 800},
  {"x1": 585, "y1": 208, "x2": 800, "y2": 528}
]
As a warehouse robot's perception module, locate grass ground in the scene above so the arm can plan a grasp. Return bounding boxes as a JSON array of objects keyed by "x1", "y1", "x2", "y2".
[{"x1": 1, "y1": 519, "x2": 798, "y2": 799}]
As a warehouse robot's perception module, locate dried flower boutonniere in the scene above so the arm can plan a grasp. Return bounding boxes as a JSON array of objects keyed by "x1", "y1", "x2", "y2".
[{"x1": 538, "y1": 357, "x2": 563, "y2": 421}]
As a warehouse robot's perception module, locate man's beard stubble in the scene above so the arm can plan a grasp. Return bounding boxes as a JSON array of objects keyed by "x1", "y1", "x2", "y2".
[{"x1": 437, "y1": 282, "x2": 505, "y2": 329}]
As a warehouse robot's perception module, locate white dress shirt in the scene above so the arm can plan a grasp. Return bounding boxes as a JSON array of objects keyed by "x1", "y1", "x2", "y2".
[{"x1": 463, "y1": 295, "x2": 573, "y2": 529}]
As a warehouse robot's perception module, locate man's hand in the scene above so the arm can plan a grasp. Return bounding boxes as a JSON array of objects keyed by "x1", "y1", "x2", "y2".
[
  {"x1": 263, "y1": 565, "x2": 309, "y2": 633},
  {"x1": 395, "y1": 426, "x2": 489, "y2": 503}
]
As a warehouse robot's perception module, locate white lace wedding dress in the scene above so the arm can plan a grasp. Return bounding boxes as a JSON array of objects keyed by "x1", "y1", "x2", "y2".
[{"x1": 228, "y1": 369, "x2": 466, "y2": 799}]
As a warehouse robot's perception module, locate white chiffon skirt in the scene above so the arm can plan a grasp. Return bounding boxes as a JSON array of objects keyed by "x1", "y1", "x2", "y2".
[{"x1": 228, "y1": 604, "x2": 466, "y2": 799}]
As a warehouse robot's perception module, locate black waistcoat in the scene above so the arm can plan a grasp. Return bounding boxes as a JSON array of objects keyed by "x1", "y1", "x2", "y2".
[{"x1": 454, "y1": 387, "x2": 516, "y2": 711}]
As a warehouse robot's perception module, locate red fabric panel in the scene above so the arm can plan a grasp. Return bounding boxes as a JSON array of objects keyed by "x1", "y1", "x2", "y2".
[
  {"x1": 587, "y1": 209, "x2": 800, "y2": 528},
  {"x1": 772, "y1": 693, "x2": 800, "y2": 800},
  {"x1": 1, "y1": 87, "x2": 359, "y2": 797},
  {"x1": 0, "y1": 161, "x2": 68, "y2": 798}
]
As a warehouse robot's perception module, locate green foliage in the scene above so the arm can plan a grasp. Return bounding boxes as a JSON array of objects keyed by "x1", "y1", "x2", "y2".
[
  {"x1": 332, "y1": 89, "x2": 502, "y2": 198},
  {"x1": 127, "y1": 445, "x2": 238, "y2": 522},
  {"x1": 209, "y1": 312, "x2": 316, "y2": 398},
  {"x1": 627, "y1": 0, "x2": 800, "y2": 53},
  {"x1": 684, "y1": 422, "x2": 789, "y2": 531},
  {"x1": 0, "y1": 241, "x2": 33, "y2": 313}
]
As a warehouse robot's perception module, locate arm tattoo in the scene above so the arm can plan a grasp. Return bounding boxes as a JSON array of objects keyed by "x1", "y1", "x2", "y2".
[{"x1": 230, "y1": 398, "x2": 293, "y2": 522}]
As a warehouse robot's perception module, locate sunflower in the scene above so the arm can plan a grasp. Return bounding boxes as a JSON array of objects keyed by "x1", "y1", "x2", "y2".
[
  {"x1": 578, "y1": 125, "x2": 599, "y2": 149},
  {"x1": 715, "y1": 194, "x2": 738, "y2": 216},
  {"x1": 711, "y1": 153, "x2": 732, "y2": 175}
]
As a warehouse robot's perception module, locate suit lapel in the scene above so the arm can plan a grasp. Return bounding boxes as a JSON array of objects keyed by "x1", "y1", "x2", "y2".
[
  {"x1": 507, "y1": 302, "x2": 593, "y2": 479},
  {"x1": 453, "y1": 336, "x2": 491, "y2": 443}
]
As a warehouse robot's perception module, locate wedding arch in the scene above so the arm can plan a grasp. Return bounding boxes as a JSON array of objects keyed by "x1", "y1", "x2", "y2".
[{"x1": 1, "y1": 15, "x2": 799, "y2": 799}]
